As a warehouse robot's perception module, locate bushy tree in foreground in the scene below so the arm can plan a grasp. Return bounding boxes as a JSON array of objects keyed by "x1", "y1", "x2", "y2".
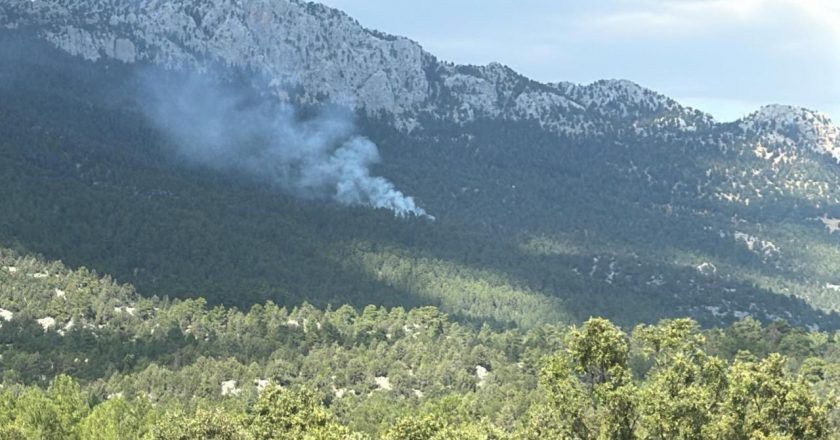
[{"x1": 520, "y1": 318, "x2": 831, "y2": 440}]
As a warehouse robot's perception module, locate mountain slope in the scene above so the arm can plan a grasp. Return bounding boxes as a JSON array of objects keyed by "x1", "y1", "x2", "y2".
[{"x1": 1, "y1": 1, "x2": 840, "y2": 330}]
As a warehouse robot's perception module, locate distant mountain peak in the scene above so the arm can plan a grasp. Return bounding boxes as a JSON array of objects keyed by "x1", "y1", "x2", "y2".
[{"x1": 740, "y1": 104, "x2": 840, "y2": 162}]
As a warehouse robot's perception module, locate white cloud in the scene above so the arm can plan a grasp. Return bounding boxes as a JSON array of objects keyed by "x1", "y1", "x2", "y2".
[
  {"x1": 584, "y1": 0, "x2": 837, "y2": 38},
  {"x1": 319, "y1": 0, "x2": 840, "y2": 120},
  {"x1": 576, "y1": 0, "x2": 840, "y2": 113}
]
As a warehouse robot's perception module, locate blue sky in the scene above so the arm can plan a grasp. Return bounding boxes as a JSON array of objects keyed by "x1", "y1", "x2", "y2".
[{"x1": 319, "y1": 0, "x2": 840, "y2": 122}]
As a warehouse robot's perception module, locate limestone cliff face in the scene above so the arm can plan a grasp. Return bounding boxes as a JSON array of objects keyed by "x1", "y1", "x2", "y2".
[
  {"x1": 1, "y1": 0, "x2": 837, "y2": 155},
  {"x1": 0, "y1": 0, "x2": 712, "y2": 135}
]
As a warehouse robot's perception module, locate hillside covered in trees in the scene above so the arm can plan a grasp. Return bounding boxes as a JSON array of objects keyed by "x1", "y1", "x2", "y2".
[
  {"x1": 1, "y1": 246, "x2": 839, "y2": 439},
  {"x1": 0, "y1": 31, "x2": 838, "y2": 334}
]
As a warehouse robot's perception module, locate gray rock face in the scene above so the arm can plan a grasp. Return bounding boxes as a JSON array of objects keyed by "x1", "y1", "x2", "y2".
[
  {"x1": 2, "y1": 0, "x2": 432, "y2": 120},
  {"x1": 1, "y1": 0, "x2": 838, "y2": 155}
]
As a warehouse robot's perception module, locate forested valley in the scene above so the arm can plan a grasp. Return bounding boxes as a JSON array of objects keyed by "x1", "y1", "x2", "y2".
[{"x1": 3, "y1": 1, "x2": 840, "y2": 437}]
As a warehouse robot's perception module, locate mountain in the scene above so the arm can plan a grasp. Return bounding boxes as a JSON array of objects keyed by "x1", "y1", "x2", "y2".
[{"x1": 2, "y1": 0, "x2": 840, "y2": 333}]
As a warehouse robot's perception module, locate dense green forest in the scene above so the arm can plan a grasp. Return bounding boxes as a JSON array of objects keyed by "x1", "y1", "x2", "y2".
[
  {"x1": 1, "y1": 245, "x2": 839, "y2": 438},
  {"x1": 0, "y1": 32, "x2": 838, "y2": 333}
]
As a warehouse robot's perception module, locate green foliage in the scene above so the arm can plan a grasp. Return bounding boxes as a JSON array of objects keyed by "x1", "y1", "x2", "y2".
[
  {"x1": 522, "y1": 317, "x2": 834, "y2": 440},
  {"x1": 708, "y1": 354, "x2": 829, "y2": 439},
  {"x1": 249, "y1": 385, "x2": 345, "y2": 440},
  {"x1": 0, "y1": 247, "x2": 838, "y2": 437},
  {"x1": 75, "y1": 397, "x2": 154, "y2": 440},
  {"x1": 383, "y1": 414, "x2": 445, "y2": 440},
  {"x1": 567, "y1": 318, "x2": 630, "y2": 385},
  {"x1": 0, "y1": 375, "x2": 88, "y2": 440},
  {"x1": 149, "y1": 407, "x2": 251, "y2": 440},
  {"x1": 0, "y1": 309, "x2": 835, "y2": 439}
]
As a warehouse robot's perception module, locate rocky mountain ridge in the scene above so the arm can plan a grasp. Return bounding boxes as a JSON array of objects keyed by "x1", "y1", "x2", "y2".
[{"x1": 3, "y1": 0, "x2": 837, "y2": 158}]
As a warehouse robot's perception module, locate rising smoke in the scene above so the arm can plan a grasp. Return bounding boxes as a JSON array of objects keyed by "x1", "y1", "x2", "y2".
[{"x1": 137, "y1": 70, "x2": 432, "y2": 219}]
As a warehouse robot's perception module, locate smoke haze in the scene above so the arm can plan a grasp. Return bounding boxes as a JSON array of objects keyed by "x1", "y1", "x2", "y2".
[{"x1": 138, "y1": 70, "x2": 431, "y2": 219}]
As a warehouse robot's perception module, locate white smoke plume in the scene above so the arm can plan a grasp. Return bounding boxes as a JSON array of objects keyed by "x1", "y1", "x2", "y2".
[{"x1": 138, "y1": 70, "x2": 432, "y2": 219}]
